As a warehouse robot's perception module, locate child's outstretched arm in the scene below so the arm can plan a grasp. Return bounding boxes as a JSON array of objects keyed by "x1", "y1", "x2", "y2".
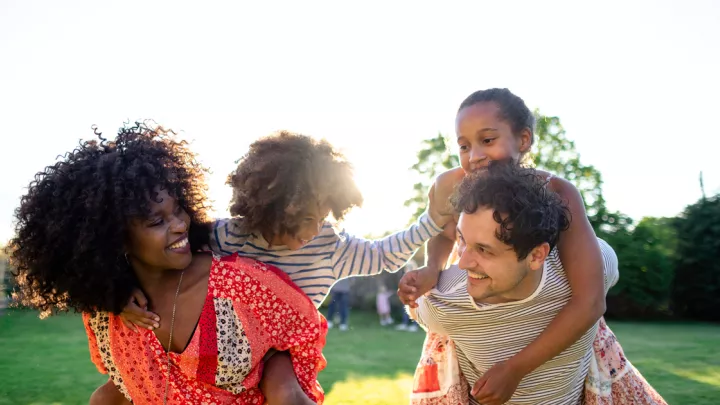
[
  {"x1": 331, "y1": 184, "x2": 450, "y2": 280},
  {"x1": 472, "y1": 177, "x2": 606, "y2": 405}
]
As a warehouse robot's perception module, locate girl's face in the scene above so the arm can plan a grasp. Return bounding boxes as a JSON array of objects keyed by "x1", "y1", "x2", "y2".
[
  {"x1": 271, "y1": 205, "x2": 329, "y2": 250},
  {"x1": 455, "y1": 102, "x2": 532, "y2": 174},
  {"x1": 126, "y1": 189, "x2": 192, "y2": 274}
]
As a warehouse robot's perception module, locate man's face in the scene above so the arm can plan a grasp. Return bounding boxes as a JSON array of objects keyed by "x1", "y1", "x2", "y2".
[{"x1": 456, "y1": 208, "x2": 547, "y2": 304}]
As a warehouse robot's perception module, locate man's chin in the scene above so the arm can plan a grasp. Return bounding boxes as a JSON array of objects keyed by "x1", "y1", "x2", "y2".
[{"x1": 467, "y1": 283, "x2": 491, "y2": 301}]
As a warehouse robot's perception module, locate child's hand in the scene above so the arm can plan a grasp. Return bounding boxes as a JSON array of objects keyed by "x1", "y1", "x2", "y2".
[
  {"x1": 471, "y1": 361, "x2": 523, "y2": 405},
  {"x1": 119, "y1": 289, "x2": 159, "y2": 332},
  {"x1": 397, "y1": 267, "x2": 439, "y2": 308}
]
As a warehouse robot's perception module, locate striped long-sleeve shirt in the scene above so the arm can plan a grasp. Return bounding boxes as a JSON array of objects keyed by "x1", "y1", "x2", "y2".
[
  {"x1": 210, "y1": 211, "x2": 443, "y2": 307},
  {"x1": 413, "y1": 238, "x2": 619, "y2": 405}
]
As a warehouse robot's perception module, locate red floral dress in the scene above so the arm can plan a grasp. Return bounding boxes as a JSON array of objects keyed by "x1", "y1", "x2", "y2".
[{"x1": 83, "y1": 254, "x2": 327, "y2": 405}]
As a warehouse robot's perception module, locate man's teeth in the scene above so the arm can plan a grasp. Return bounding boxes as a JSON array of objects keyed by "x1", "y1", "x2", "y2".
[
  {"x1": 468, "y1": 273, "x2": 489, "y2": 280},
  {"x1": 169, "y1": 238, "x2": 188, "y2": 249}
]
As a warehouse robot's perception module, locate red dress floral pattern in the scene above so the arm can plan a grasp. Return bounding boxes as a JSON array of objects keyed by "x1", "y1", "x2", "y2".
[{"x1": 84, "y1": 254, "x2": 327, "y2": 405}]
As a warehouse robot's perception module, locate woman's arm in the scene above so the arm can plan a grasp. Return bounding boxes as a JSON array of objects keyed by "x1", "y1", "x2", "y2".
[
  {"x1": 89, "y1": 380, "x2": 131, "y2": 405},
  {"x1": 260, "y1": 351, "x2": 317, "y2": 405},
  {"x1": 473, "y1": 177, "x2": 606, "y2": 405}
]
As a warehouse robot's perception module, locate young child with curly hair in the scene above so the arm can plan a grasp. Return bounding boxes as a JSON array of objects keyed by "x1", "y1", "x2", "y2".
[{"x1": 122, "y1": 130, "x2": 450, "y2": 327}]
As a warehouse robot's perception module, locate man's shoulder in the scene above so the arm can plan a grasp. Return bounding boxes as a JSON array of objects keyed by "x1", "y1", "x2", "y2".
[{"x1": 434, "y1": 265, "x2": 468, "y2": 294}]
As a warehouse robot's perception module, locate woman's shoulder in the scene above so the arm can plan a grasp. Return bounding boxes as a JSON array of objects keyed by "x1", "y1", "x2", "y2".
[{"x1": 209, "y1": 254, "x2": 305, "y2": 298}]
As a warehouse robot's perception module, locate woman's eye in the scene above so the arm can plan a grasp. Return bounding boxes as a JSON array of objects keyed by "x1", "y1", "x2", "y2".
[{"x1": 459, "y1": 145, "x2": 469, "y2": 151}]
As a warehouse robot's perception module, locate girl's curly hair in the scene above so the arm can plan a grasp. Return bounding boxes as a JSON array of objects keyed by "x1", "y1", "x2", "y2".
[
  {"x1": 228, "y1": 131, "x2": 363, "y2": 237},
  {"x1": 7, "y1": 122, "x2": 211, "y2": 317}
]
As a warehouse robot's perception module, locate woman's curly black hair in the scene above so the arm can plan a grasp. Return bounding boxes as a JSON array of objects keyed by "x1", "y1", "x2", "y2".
[
  {"x1": 451, "y1": 160, "x2": 571, "y2": 259},
  {"x1": 7, "y1": 122, "x2": 211, "y2": 317},
  {"x1": 227, "y1": 131, "x2": 363, "y2": 237}
]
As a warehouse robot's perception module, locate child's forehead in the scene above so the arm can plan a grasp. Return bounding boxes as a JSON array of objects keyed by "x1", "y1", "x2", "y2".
[{"x1": 299, "y1": 202, "x2": 331, "y2": 216}]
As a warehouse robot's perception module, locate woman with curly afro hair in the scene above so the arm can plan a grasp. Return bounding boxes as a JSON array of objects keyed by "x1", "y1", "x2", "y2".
[
  {"x1": 121, "y1": 130, "x2": 453, "y2": 331},
  {"x1": 8, "y1": 123, "x2": 327, "y2": 405}
]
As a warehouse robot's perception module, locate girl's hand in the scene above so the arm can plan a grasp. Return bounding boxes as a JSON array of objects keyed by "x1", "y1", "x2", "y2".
[
  {"x1": 119, "y1": 289, "x2": 159, "y2": 332},
  {"x1": 471, "y1": 361, "x2": 523, "y2": 405},
  {"x1": 398, "y1": 267, "x2": 438, "y2": 308}
]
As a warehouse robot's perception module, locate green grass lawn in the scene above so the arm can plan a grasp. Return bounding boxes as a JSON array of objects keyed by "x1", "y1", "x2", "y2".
[{"x1": 1, "y1": 309, "x2": 719, "y2": 405}]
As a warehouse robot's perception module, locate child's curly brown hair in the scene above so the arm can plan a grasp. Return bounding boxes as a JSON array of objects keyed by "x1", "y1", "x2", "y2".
[{"x1": 227, "y1": 131, "x2": 363, "y2": 237}]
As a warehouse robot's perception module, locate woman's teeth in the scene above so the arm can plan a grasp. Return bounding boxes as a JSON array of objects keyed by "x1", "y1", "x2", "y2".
[{"x1": 169, "y1": 238, "x2": 188, "y2": 249}]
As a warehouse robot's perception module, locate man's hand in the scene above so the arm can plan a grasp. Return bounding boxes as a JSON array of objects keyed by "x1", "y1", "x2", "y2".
[
  {"x1": 471, "y1": 361, "x2": 524, "y2": 405},
  {"x1": 398, "y1": 267, "x2": 440, "y2": 308},
  {"x1": 119, "y1": 289, "x2": 159, "y2": 332}
]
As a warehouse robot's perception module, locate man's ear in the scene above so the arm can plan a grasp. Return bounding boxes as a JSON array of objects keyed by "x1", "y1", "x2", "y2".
[{"x1": 527, "y1": 242, "x2": 550, "y2": 271}]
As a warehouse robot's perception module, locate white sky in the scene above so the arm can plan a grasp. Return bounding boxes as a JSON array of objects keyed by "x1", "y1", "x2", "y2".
[{"x1": 1, "y1": 0, "x2": 719, "y2": 244}]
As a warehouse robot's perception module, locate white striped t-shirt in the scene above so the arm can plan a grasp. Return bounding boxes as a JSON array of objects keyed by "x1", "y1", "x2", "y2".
[
  {"x1": 414, "y1": 238, "x2": 619, "y2": 405},
  {"x1": 210, "y1": 211, "x2": 443, "y2": 307}
]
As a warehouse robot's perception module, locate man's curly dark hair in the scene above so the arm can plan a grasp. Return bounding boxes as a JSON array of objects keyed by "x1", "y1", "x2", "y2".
[
  {"x1": 227, "y1": 131, "x2": 363, "y2": 237},
  {"x1": 451, "y1": 160, "x2": 571, "y2": 259},
  {"x1": 7, "y1": 122, "x2": 211, "y2": 317}
]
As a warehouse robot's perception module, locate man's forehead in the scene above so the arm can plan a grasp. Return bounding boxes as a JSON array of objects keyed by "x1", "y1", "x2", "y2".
[{"x1": 458, "y1": 209, "x2": 502, "y2": 245}]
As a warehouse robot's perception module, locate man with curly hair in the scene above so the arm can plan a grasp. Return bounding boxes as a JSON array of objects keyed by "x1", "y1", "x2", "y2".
[
  {"x1": 410, "y1": 161, "x2": 664, "y2": 405},
  {"x1": 123, "y1": 130, "x2": 452, "y2": 328}
]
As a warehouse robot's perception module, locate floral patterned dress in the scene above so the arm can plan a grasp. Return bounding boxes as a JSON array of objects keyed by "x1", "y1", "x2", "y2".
[
  {"x1": 84, "y1": 254, "x2": 327, "y2": 405},
  {"x1": 410, "y1": 322, "x2": 667, "y2": 405}
]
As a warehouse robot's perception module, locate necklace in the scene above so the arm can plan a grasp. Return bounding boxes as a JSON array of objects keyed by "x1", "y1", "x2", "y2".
[{"x1": 163, "y1": 271, "x2": 184, "y2": 405}]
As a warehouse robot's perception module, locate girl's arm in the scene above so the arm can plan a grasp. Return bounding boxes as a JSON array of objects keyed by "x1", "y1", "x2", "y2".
[{"x1": 473, "y1": 177, "x2": 606, "y2": 405}]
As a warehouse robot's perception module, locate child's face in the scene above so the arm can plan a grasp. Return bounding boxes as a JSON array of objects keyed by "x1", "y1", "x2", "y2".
[
  {"x1": 455, "y1": 102, "x2": 531, "y2": 174},
  {"x1": 275, "y1": 206, "x2": 329, "y2": 250}
]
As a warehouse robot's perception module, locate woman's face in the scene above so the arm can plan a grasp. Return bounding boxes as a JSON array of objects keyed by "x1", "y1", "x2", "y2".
[
  {"x1": 126, "y1": 188, "x2": 192, "y2": 273},
  {"x1": 455, "y1": 102, "x2": 532, "y2": 173}
]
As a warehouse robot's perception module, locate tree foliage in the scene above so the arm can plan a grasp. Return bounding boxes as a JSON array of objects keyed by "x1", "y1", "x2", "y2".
[
  {"x1": 672, "y1": 193, "x2": 720, "y2": 321},
  {"x1": 605, "y1": 217, "x2": 677, "y2": 318},
  {"x1": 404, "y1": 133, "x2": 459, "y2": 223}
]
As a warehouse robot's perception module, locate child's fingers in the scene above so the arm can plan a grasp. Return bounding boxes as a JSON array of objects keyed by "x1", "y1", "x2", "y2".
[
  {"x1": 471, "y1": 375, "x2": 488, "y2": 397},
  {"x1": 125, "y1": 297, "x2": 160, "y2": 323},
  {"x1": 131, "y1": 288, "x2": 149, "y2": 309},
  {"x1": 132, "y1": 319, "x2": 158, "y2": 330},
  {"x1": 121, "y1": 318, "x2": 139, "y2": 333}
]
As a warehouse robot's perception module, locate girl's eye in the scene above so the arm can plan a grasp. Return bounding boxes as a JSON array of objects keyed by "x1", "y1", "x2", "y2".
[
  {"x1": 482, "y1": 138, "x2": 496, "y2": 145},
  {"x1": 149, "y1": 219, "x2": 163, "y2": 227}
]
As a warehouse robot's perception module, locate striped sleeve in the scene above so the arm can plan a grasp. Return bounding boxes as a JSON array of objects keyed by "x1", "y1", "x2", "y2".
[
  {"x1": 598, "y1": 238, "x2": 619, "y2": 293},
  {"x1": 209, "y1": 217, "x2": 251, "y2": 256},
  {"x1": 411, "y1": 296, "x2": 448, "y2": 335},
  {"x1": 330, "y1": 211, "x2": 443, "y2": 280}
]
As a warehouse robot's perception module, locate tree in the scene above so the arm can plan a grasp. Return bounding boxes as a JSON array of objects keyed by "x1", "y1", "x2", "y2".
[
  {"x1": 672, "y1": 193, "x2": 720, "y2": 321},
  {"x1": 605, "y1": 217, "x2": 677, "y2": 318}
]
